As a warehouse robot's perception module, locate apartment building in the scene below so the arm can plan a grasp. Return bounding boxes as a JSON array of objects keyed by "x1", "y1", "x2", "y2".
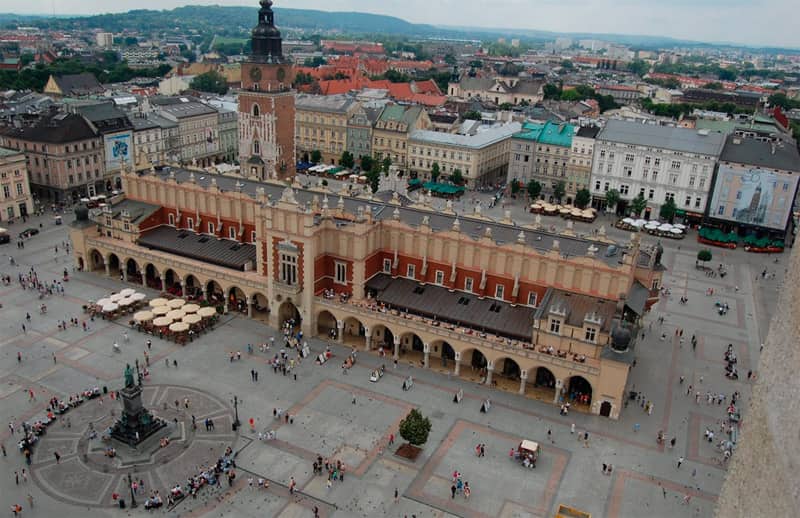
[
  {"x1": 149, "y1": 96, "x2": 221, "y2": 166},
  {"x1": 0, "y1": 147, "x2": 33, "y2": 221},
  {"x1": 508, "y1": 121, "x2": 575, "y2": 200},
  {"x1": 372, "y1": 104, "x2": 431, "y2": 169},
  {"x1": 295, "y1": 94, "x2": 359, "y2": 165},
  {"x1": 567, "y1": 126, "x2": 600, "y2": 197}
]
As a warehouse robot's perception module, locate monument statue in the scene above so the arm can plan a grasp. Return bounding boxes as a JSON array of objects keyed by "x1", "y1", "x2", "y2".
[{"x1": 124, "y1": 364, "x2": 135, "y2": 388}]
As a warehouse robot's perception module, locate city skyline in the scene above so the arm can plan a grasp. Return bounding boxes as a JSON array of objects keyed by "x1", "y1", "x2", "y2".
[{"x1": 8, "y1": 0, "x2": 800, "y2": 49}]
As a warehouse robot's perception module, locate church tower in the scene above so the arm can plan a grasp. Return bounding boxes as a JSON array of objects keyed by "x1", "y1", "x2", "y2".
[{"x1": 238, "y1": 0, "x2": 296, "y2": 181}]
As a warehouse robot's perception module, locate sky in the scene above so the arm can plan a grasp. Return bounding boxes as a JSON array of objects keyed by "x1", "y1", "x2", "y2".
[{"x1": 6, "y1": 0, "x2": 798, "y2": 48}]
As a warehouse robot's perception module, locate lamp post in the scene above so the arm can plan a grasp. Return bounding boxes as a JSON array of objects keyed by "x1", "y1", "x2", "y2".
[
  {"x1": 232, "y1": 395, "x2": 240, "y2": 431},
  {"x1": 128, "y1": 472, "x2": 137, "y2": 508}
]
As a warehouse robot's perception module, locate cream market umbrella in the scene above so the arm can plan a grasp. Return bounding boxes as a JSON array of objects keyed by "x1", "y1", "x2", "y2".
[
  {"x1": 153, "y1": 316, "x2": 173, "y2": 327},
  {"x1": 183, "y1": 313, "x2": 202, "y2": 325},
  {"x1": 169, "y1": 322, "x2": 190, "y2": 333},
  {"x1": 182, "y1": 303, "x2": 200, "y2": 314},
  {"x1": 198, "y1": 307, "x2": 218, "y2": 318},
  {"x1": 149, "y1": 298, "x2": 169, "y2": 307},
  {"x1": 101, "y1": 303, "x2": 119, "y2": 313},
  {"x1": 133, "y1": 311, "x2": 154, "y2": 323},
  {"x1": 118, "y1": 297, "x2": 135, "y2": 307},
  {"x1": 131, "y1": 292, "x2": 147, "y2": 302},
  {"x1": 152, "y1": 306, "x2": 170, "y2": 316},
  {"x1": 96, "y1": 297, "x2": 112, "y2": 307},
  {"x1": 167, "y1": 298, "x2": 186, "y2": 309},
  {"x1": 120, "y1": 288, "x2": 136, "y2": 297},
  {"x1": 109, "y1": 293, "x2": 125, "y2": 302},
  {"x1": 166, "y1": 309, "x2": 186, "y2": 321}
]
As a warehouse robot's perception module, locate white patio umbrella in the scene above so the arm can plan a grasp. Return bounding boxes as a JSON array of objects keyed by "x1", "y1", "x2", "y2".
[
  {"x1": 673, "y1": 223, "x2": 687, "y2": 230},
  {"x1": 152, "y1": 306, "x2": 170, "y2": 316},
  {"x1": 149, "y1": 298, "x2": 169, "y2": 307},
  {"x1": 120, "y1": 288, "x2": 136, "y2": 297},
  {"x1": 658, "y1": 224, "x2": 673, "y2": 231},
  {"x1": 183, "y1": 313, "x2": 202, "y2": 325},
  {"x1": 102, "y1": 303, "x2": 119, "y2": 312},
  {"x1": 167, "y1": 299, "x2": 186, "y2": 309},
  {"x1": 670, "y1": 228, "x2": 683, "y2": 234},
  {"x1": 622, "y1": 218, "x2": 635, "y2": 224},
  {"x1": 169, "y1": 322, "x2": 190, "y2": 333},
  {"x1": 166, "y1": 309, "x2": 186, "y2": 321},
  {"x1": 183, "y1": 304, "x2": 200, "y2": 314},
  {"x1": 197, "y1": 307, "x2": 218, "y2": 318},
  {"x1": 118, "y1": 297, "x2": 135, "y2": 307},
  {"x1": 131, "y1": 293, "x2": 147, "y2": 302},
  {"x1": 96, "y1": 298, "x2": 112, "y2": 306},
  {"x1": 153, "y1": 317, "x2": 173, "y2": 327},
  {"x1": 109, "y1": 293, "x2": 125, "y2": 302}
]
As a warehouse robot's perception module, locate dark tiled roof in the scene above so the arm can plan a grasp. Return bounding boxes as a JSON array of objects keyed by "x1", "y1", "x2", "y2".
[
  {"x1": 74, "y1": 102, "x2": 133, "y2": 133},
  {"x1": 535, "y1": 288, "x2": 616, "y2": 332},
  {"x1": 720, "y1": 135, "x2": 800, "y2": 172},
  {"x1": 576, "y1": 126, "x2": 600, "y2": 138},
  {"x1": 368, "y1": 273, "x2": 535, "y2": 340},
  {"x1": 106, "y1": 198, "x2": 159, "y2": 224},
  {"x1": 52, "y1": 73, "x2": 104, "y2": 96},
  {"x1": 626, "y1": 281, "x2": 649, "y2": 316},
  {"x1": 1, "y1": 112, "x2": 97, "y2": 143},
  {"x1": 138, "y1": 225, "x2": 257, "y2": 271}
]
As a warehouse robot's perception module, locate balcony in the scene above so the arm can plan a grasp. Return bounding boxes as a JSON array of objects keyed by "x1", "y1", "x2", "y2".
[{"x1": 317, "y1": 296, "x2": 600, "y2": 376}]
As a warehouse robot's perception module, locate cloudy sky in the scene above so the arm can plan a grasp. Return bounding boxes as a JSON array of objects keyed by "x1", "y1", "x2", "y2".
[{"x1": 9, "y1": 0, "x2": 798, "y2": 48}]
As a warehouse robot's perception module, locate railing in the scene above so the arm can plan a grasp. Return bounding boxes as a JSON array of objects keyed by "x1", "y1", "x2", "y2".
[
  {"x1": 316, "y1": 297, "x2": 600, "y2": 376},
  {"x1": 86, "y1": 236, "x2": 266, "y2": 291}
]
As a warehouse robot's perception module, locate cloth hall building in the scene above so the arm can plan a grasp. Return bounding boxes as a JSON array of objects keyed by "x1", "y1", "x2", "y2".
[{"x1": 69, "y1": 167, "x2": 663, "y2": 419}]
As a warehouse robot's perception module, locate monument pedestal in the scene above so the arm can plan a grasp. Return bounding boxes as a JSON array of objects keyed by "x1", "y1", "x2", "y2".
[{"x1": 110, "y1": 383, "x2": 166, "y2": 447}]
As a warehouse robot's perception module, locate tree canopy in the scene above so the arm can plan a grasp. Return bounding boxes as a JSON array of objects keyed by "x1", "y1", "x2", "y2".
[
  {"x1": 553, "y1": 181, "x2": 566, "y2": 202},
  {"x1": 660, "y1": 198, "x2": 677, "y2": 222},
  {"x1": 339, "y1": 150, "x2": 355, "y2": 169},
  {"x1": 575, "y1": 188, "x2": 591, "y2": 209},
  {"x1": 630, "y1": 193, "x2": 648, "y2": 217},
  {"x1": 605, "y1": 188, "x2": 620, "y2": 209},
  {"x1": 310, "y1": 150, "x2": 322, "y2": 164},
  {"x1": 526, "y1": 179, "x2": 542, "y2": 200},
  {"x1": 189, "y1": 70, "x2": 229, "y2": 94},
  {"x1": 398, "y1": 409, "x2": 432, "y2": 446}
]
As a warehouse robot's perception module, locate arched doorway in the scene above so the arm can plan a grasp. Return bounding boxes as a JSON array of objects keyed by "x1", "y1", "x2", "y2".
[
  {"x1": 206, "y1": 280, "x2": 224, "y2": 307},
  {"x1": 184, "y1": 274, "x2": 201, "y2": 300},
  {"x1": 399, "y1": 332, "x2": 425, "y2": 365},
  {"x1": 369, "y1": 324, "x2": 394, "y2": 354},
  {"x1": 316, "y1": 310, "x2": 337, "y2": 339},
  {"x1": 228, "y1": 286, "x2": 247, "y2": 313},
  {"x1": 494, "y1": 357, "x2": 521, "y2": 392},
  {"x1": 125, "y1": 258, "x2": 141, "y2": 284},
  {"x1": 342, "y1": 317, "x2": 366, "y2": 348},
  {"x1": 278, "y1": 300, "x2": 301, "y2": 329},
  {"x1": 89, "y1": 249, "x2": 104, "y2": 272},
  {"x1": 107, "y1": 254, "x2": 121, "y2": 279},
  {"x1": 251, "y1": 292, "x2": 269, "y2": 322},
  {"x1": 527, "y1": 366, "x2": 556, "y2": 401},
  {"x1": 431, "y1": 340, "x2": 455, "y2": 371},
  {"x1": 567, "y1": 375, "x2": 593, "y2": 409},
  {"x1": 459, "y1": 348, "x2": 487, "y2": 383},
  {"x1": 600, "y1": 401, "x2": 612, "y2": 417},
  {"x1": 144, "y1": 263, "x2": 161, "y2": 290},
  {"x1": 77, "y1": 257, "x2": 85, "y2": 271},
  {"x1": 163, "y1": 269, "x2": 181, "y2": 296}
]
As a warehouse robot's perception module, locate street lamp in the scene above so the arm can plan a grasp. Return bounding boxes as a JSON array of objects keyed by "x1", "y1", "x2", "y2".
[
  {"x1": 127, "y1": 472, "x2": 137, "y2": 508},
  {"x1": 232, "y1": 395, "x2": 240, "y2": 431}
]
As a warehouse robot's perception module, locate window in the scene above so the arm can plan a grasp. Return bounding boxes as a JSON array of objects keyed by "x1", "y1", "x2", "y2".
[
  {"x1": 168, "y1": 213, "x2": 175, "y2": 225},
  {"x1": 652, "y1": 171, "x2": 658, "y2": 182},
  {"x1": 620, "y1": 184, "x2": 629, "y2": 195},
  {"x1": 280, "y1": 253, "x2": 298, "y2": 285},
  {"x1": 689, "y1": 176, "x2": 696, "y2": 187},
  {"x1": 669, "y1": 173, "x2": 678, "y2": 185},
  {"x1": 717, "y1": 205, "x2": 725, "y2": 215},
  {"x1": 2, "y1": 185, "x2": 9, "y2": 198},
  {"x1": 595, "y1": 180, "x2": 601, "y2": 191},
  {"x1": 624, "y1": 153, "x2": 634, "y2": 163},
  {"x1": 653, "y1": 158, "x2": 661, "y2": 167},
  {"x1": 208, "y1": 222, "x2": 215, "y2": 234},
  {"x1": 435, "y1": 270, "x2": 444, "y2": 285},
  {"x1": 335, "y1": 262, "x2": 347, "y2": 284},
  {"x1": 695, "y1": 197, "x2": 702, "y2": 208},
  {"x1": 464, "y1": 277, "x2": 473, "y2": 292},
  {"x1": 585, "y1": 327, "x2": 597, "y2": 342},
  {"x1": 604, "y1": 182, "x2": 610, "y2": 192},
  {"x1": 699, "y1": 177, "x2": 706, "y2": 189},
  {"x1": 406, "y1": 264, "x2": 415, "y2": 279},
  {"x1": 229, "y1": 226, "x2": 237, "y2": 239},
  {"x1": 644, "y1": 156, "x2": 651, "y2": 165},
  {"x1": 665, "y1": 192, "x2": 675, "y2": 202},
  {"x1": 186, "y1": 217, "x2": 193, "y2": 230},
  {"x1": 252, "y1": 140, "x2": 260, "y2": 154},
  {"x1": 527, "y1": 292, "x2": 537, "y2": 306},
  {"x1": 599, "y1": 150, "x2": 606, "y2": 158},
  {"x1": 670, "y1": 160, "x2": 681, "y2": 170},
  {"x1": 736, "y1": 191, "x2": 742, "y2": 200},
  {"x1": 383, "y1": 258, "x2": 392, "y2": 273},
  {"x1": 251, "y1": 231, "x2": 256, "y2": 242},
  {"x1": 494, "y1": 284, "x2": 504, "y2": 299},
  {"x1": 550, "y1": 319, "x2": 561, "y2": 334},
  {"x1": 624, "y1": 167, "x2": 632, "y2": 177},
  {"x1": 16, "y1": 183, "x2": 23, "y2": 195},
  {"x1": 652, "y1": 278, "x2": 660, "y2": 290},
  {"x1": 685, "y1": 196, "x2": 691, "y2": 206}
]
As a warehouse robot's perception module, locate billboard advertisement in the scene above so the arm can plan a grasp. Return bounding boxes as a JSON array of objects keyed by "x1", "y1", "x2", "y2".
[
  {"x1": 708, "y1": 164, "x2": 799, "y2": 230},
  {"x1": 105, "y1": 132, "x2": 132, "y2": 172}
]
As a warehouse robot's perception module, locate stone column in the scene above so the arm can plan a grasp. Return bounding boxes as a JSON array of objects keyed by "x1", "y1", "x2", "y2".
[
  {"x1": 247, "y1": 299, "x2": 253, "y2": 318},
  {"x1": 485, "y1": 361, "x2": 494, "y2": 385},
  {"x1": 179, "y1": 280, "x2": 185, "y2": 298},
  {"x1": 519, "y1": 369, "x2": 528, "y2": 395},
  {"x1": 453, "y1": 351, "x2": 462, "y2": 376},
  {"x1": 159, "y1": 275, "x2": 165, "y2": 293},
  {"x1": 140, "y1": 270, "x2": 146, "y2": 287},
  {"x1": 393, "y1": 335, "x2": 401, "y2": 360},
  {"x1": 364, "y1": 328, "x2": 372, "y2": 351},
  {"x1": 104, "y1": 261, "x2": 110, "y2": 276},
  {"x1": 423, "y1": 342, "x2": 430, "y2": 368},
  {"x1": 554, "y1": 379, "x2": 564, "y2": 404},
  {"x1": 336, "y1": 320, "x2": 345, "y2": 344},
  {"x1": 122, "y1": 268, "x2": 128, "y2": 282}
]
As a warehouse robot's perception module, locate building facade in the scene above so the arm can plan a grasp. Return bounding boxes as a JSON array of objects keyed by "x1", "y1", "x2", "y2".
[
  {"x1": 217, "y1": 109, "x2": 238, "y2": 163},
  {"x1": 150, "y1": 97, "x2": 220, "y2": 167},
  {"x1": 508, "y1": 121, "x2": 575, "y2": 200},
  {"x1": 238, "y1": 0, "x2": 296, "y2": 181},
  {"x1": 448, "y1": 77, "x2": 544, "y2": 106},
  {"x1": 372, "y1": 104, "x2": 431, "y2": 169},
  {"x1": 0, "y1": 113, "x2": 105, "y2": 203},
  {"x1": 73, "y1": 102, "x2": 134, "y2": 191},
  {"x1": 408, "y1": 122, "x2": 520, "y2": 188},
  {"x1": 590, "y1": 120, "x2": 725, "y2": 218},
  {"x1": 346, "y1": 105, "x2": 374, "y2": 161},
  {"x1": 0, "y1": 147, "x2": 34, "y2": 221},
  {"x1": 69, "y1": 167, "x2": 663, "y2": 420},
  {"x1": 295, "y1": 94, "x2": 358, "y2": 165},
  {"x1": 567, "y1": 126, "x2": 600, "y2": 198}
]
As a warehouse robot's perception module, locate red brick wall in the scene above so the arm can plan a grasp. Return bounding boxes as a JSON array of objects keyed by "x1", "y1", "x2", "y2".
[{"x1": 314, "y1": 254, "x2": 353, "y2": 295}]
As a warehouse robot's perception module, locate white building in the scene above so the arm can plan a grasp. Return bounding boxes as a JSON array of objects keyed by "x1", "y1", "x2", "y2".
[
  {"x1": 590, "y1": 119, "x2": 725, "y2": 220},
  {"x1": 96, "y1": 32, "x2": 114, "y2": 49}
]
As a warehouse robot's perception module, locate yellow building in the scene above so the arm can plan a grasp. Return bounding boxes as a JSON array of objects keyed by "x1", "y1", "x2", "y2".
[
  {"x1": 295, "y1": 94, "x2": 360, "y2": 165},
  {"x1": 372, "y1": 104, "x2": 431, "y2": 169}
]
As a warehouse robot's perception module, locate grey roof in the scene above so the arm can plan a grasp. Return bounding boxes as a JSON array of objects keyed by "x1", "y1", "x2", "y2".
[
  {"x1": 106, "y1": 198, "x2": 159, "y2": 224},
  {"x1": 130, "y1": 115, "x2": 158, "y2": 131},
  {"x1": 150, "y1": 96, "x2": 217, "y2": 118},
  {"x1": 51, "y1": 73, "x2": 104, "y2": 96},
  {"x1": 598, "y1": 119, "x2": 725, "y2": 157},
  {"x1": 147, "y1": 167, "x2": 627, "y2": 266},
  {"x1": 576, "y1": 126, "x2": 601, "y2": 139},
  {"x1": 138, "y1": 225, "x2": 257, "y2": 271},
  {"x1": 534, "y1": 288, "x2": 616, "y2": 332},
  {"x1": 295, "y1": 94, "x2": 356, "y2": 114},
  {"x1": 409, "y1": 122, "x2": 521, "y2": 149},
  {"x1": 366, "y1": 273, "x2": 535, "y2": 340},
  {"x1": 626, "y1": 281, "x2": 649, "y2": 316},
  {"x1": 0, "y1": 146, "x2": 23, "y2": 158},
  {"x1": 719, "y1": 135, "x2": 800, "y2": 172},
  {"x1": 1, "y1": 112, "x2": 97, "y2": 143}
]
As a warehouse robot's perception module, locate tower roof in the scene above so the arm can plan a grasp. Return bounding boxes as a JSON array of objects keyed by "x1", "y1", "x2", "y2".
[{"x1": 250, "y1": 0, "x2": 287, "y2": 63}]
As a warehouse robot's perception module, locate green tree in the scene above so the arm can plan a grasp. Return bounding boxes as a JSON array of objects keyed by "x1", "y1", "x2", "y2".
[
  {"x1": 189, "y1": 70, "x2": 228, "y2": 94},
  {"x1": 717, "y1": 68, "x2": 737, "y2": 81},
  {"x1": 553, "y1": 181, "x2": 566, "y2": 202},
  {"x1": 365, "y1": 169, "x2": 380, "y2": 193},
  {"x1": 123, "y1": 36, "x2": 138, "y2": 46},
  {"x1": 703, "y1": 82, "x2": 724, "y2": 90},
  {"x1": 605, "y1": 188, "x2": 620, "y2": 210},
  {"x1": 510, "y1": 179, "x2": 521, "y2": 195},
  {"x1": 543, "y1": 83, "x2": 561, "y2": 100},
  {"x1": 660, "y1": 198, "x2": 677, "y2": 222},
  {"x1": 574, "y1": 188, "x2": 591, "y2": 209},
  {"x1": 630, "y1": 193, "x2": 648, "y2": 217},
  {"x1": 339, "y1": 150, "x2": 355, "y2": 169},
  {"x1": 450, "y1": 168, "x2": 464, "y2": 186},
  {"x1": 359, "y1": 155, "x2": 373, "y2": 172},
  {"x1": 310, "y1": 150, "x2": 322, "y2": 164},
  {"x1": 463, "y1": 110, "x2": 481, "y2": 120},
  {"x1": 627, "y1": 59, "x2": 649, "y2": 77},
  {"x1": 560, "y1": 59, "x2": 574, "y2": 70},
  {"x1": 398, "y1": 409, "x2": 432, "y2": 446},
  {"x1": 382, "y1": 156, "x2": 392, "y2": 173},
  {"x1": 444, "y1": 53, "x2": 457, "y2": 65},
  {"x1": 697, "y1": 249, "x2": 712, "y2": 264},
  {"x1": 430, "y1": 162, "x2": 441, "y2": 182},
  {"x1": 303, "y1": 56, "x2": 327, "y2": 67},
  {"x1": 526, "y1": 179, "x2": 542, "y2": 200}
]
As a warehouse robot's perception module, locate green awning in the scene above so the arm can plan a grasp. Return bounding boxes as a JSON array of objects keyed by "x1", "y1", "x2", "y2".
[{"x1": 423, "y1": 182, "x2": 465, "y2": 195}]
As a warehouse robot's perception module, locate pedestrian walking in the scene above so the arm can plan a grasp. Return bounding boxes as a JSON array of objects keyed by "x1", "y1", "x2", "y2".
[
  {"x1": 677, "y1": 456, "x2": 684, "y2": 468},
  {"x1": 54, "y1": 451, "x2": 61, "y2": 463},
  {"x1": 26, "y1": 494, "x2": 33, "y2": 508},
  {"x1": 394, "y1": 487, "x2": 399, "y2": 503},
  {"x1": 1, "y1": 443, "x2": 5, "y2": 456},
  {"x1": 450, "y1": 484, "x2": 457, "y2": 499},
  {"x1": 389, "y1": 433, "x2": 394, "y2": 445},
  {"x1": 570, "y1": 423, "x2": 575, "y2": 434},
  {"x1": 15, "y1": 471, "x2": 19, "y2": 485},
  {"x1": 352, "y1": 392, "x2": 356, "y2": 405}
]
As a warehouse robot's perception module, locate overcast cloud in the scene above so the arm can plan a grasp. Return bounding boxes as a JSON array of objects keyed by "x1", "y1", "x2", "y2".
[{"x1": 6, "y1": 0, "x2": 798, "y2": 48}]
